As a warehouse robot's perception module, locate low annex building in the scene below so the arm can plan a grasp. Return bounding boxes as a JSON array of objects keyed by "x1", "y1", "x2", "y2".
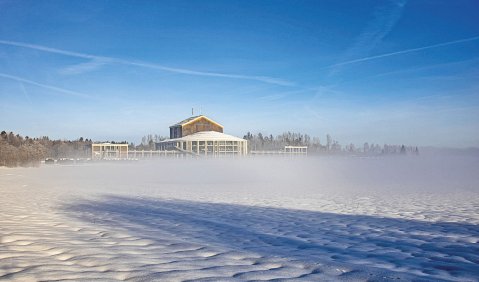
[
  {"x1": 92, "y1": 143, "x2": 128, "y2": 160},
  {"x1": 157, "y1": 115, "x2": 248, "y2": 156}
]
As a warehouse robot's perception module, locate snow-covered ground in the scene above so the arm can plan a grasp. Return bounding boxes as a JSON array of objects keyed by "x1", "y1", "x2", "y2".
[{"x1": 1, "y1": 156, "x2": 478, "y2": 281}]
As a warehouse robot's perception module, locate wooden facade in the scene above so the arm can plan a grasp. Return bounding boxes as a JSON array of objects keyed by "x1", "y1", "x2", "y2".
[{"x1": 170, "y1": 115, "x2": 223, "y2": 139}]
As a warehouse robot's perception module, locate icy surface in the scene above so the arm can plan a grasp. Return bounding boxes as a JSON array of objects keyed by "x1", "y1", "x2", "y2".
[{"x1": 1, "y1": 156, "x2": 478, "y2": 281}]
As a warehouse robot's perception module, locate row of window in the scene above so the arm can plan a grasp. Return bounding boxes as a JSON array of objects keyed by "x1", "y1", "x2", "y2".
[
  {"x1": 93, "y1": 147, "x2": 127, "y2": 151},
  {"x1": 188, "y1": 141, "x2": 239, "y2": 146}
]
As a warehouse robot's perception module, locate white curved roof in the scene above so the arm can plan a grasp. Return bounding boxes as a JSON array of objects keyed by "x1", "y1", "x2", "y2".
[{"x1": 164, "y1": 131, "x2": 246, "y2": 142}]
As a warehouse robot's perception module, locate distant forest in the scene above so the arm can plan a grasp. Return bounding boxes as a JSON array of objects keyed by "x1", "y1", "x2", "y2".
[
  {"x1": 1, "y1": 130, "x2": 418, "y2": 167},
  {"x1": 243, "y1": 131, "x2": 419, "y2": 155},
  {"x1": 0, "y1": 131, "x2": 92, "y2": 167},
  {"x1": 139, "y1": 132, "x2": 419, "y2": 155}
]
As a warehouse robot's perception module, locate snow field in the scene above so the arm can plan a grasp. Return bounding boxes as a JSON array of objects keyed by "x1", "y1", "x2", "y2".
[{"x1": 0, "y1": 156, "x2": 478, "y2": 281}]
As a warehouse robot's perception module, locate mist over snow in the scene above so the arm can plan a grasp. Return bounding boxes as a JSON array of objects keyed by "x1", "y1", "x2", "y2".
[
  {"x1": 1, "y1": 1, "x2": 478, "y2": 280},
  {"x1": 1, "y1": 155, "x2": 478, "y2": 281}
]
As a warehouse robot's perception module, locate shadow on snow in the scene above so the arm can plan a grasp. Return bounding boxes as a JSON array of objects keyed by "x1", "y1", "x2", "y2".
[{"x1": 64, "y1": 195, "x2": 479, "y2": 281}]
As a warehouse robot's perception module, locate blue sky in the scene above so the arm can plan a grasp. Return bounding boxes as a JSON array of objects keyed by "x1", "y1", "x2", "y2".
[{"x1": 0, "y1": 0, "x2": 478, "y2": 147}]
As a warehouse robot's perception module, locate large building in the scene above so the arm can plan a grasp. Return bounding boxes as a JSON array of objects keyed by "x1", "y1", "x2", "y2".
[{"x1": 157, "y1": 115, "x2": 248, "y2": 156}]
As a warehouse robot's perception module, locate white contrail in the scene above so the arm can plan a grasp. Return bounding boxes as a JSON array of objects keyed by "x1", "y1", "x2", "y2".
[
  {"x1": 0, "y1": 40, "x2": 100, "y2": 59},
  {"x1": 60, "y1": 58, "x2": 111, "y2": 75},
  {"x1": 327, "y1": 35, "x2": 479, "y2": 68},
  {"x1": 0, "y1": 73, "x2": 94, "y2": 99},
  {"x1": 331, "y1": 0, "x2": 407, "y2": 76},
  {"x1": 0, "y1": 39, "x2": 294, "y2": 86},
  {"x1": 121, "y1": 60, "x2": 293, "y2": 85},
  {"x1": 18, "y1": 81, "x2": 32, "y2": 104}
]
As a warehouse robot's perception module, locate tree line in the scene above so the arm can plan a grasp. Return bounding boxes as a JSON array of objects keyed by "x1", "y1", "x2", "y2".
[
  {"x1": 134, "y1": 134, "x2": 168, "y2": 150},
  {"x1": 1, "y1": 130, "x2": 420, "y2": 167},
  {"x1": 0, "y1": 131, "x2": 93, "y2": 167},
  {"x1": 243, "y1": 131, "x2": 419, "y2": 155}
]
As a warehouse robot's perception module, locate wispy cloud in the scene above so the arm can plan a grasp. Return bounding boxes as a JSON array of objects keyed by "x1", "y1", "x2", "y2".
[
  {"x1": 59, "y1": 58, "x2": 111, "y2": 75},
  {"x1": 303, "y1": 105, "x2": 329, "y2": 122},
  {"x1": 18, "y1": 82, "x2": 32, "y2": 104},
  {"x1": 257, "y1": 87, "x2": 318, "y2": 102},
  {"x1": 325, "y1": 35, "x2": 479, "y2": 69},
  {"x1": 0, "y1": 72, "x2": 94, "y2": 99},
  {"x1": 0, "y1": 39, "x2": 294, "y2": 86},
  {"x1": 0, "y1": 40, "x2": 98, "y2": 59},
  {"x1": 331, "y1": 0, "x2": 407, "y2": 76},
  {"x1": 368, "y1": 57, "x2": 479, "y2": 78},
  {"x1": 257, "y1": 93, "x2": 289, "y2": 102},
  {"x1": 121, "y1": 60, "x2": 294, "y2": 86}
]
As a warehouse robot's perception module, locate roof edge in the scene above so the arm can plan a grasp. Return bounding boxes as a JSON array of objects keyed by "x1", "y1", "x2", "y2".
[
  {"x1": 183, "y1": 115, "x2": 223, "y2": 128},
  {"x1": 174, "y1": 115, "x2": 224, "y2": 128}
]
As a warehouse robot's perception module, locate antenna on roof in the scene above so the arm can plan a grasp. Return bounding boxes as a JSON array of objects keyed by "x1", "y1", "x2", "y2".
[{"x1": 192, "y1": 108, "x2": 194, "y2": 116}]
